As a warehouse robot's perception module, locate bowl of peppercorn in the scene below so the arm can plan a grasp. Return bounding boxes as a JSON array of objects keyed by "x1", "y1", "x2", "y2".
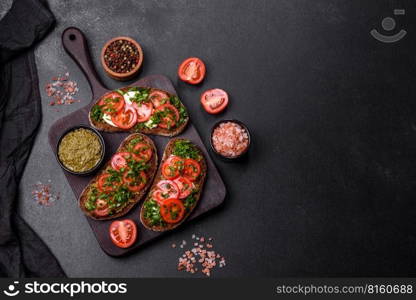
[{"x1": 101, "y1": 36, "x2": 143, "y2": 81}]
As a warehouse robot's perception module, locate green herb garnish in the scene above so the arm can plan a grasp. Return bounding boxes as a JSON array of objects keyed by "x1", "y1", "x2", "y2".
[
  {"x1": 172, "y1": 140, "x2": 201, "y2": 160},
  {"x1": 183, "y1": 194, "x2": 197, "y2": 211},
  {"x1": 143, "y1": 199, "x2": 166, "y2": 226},
  {"x1": 90, "y1": 104, "x2": 104, "y2": 122},
  {"x1": 169, "y1": 96, "x2": 188, "y2": 125}
]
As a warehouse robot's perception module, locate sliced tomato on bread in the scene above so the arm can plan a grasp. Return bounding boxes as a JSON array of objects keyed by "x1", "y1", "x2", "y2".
[
  {"x1": 140, "y1": 139, "x2": 206, "y2": 231},
  {"x1": 79, "y1": 134, "x2": 158, "y2": 220}
]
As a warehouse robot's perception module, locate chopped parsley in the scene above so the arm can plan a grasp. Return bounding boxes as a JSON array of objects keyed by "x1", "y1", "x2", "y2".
[
  {"x1": 143, "y1": 199, "x2": 166, "y2": 227},
  {"x1": 183, "y1": 193, "x2": 197, "y2": 211},
  {"x1": 172, "y1": 140, "x2": 201, "y2": 160},
  {"x1": 169, "y1": 96, "x2": 188, "y2": 125},
  {"x1": 90, "y1": 104, "x2": 103, "y2": 122},
  {"x1": 128, "y1": 87, "x2": 150, "y2": 105}
]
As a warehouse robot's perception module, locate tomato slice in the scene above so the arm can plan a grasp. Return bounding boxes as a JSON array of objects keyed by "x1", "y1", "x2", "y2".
[
  {"x1": 155, "y1": 104, "x2": 180, "y2": 129},
  {"x1": 156, "y1": 180, "x2": 179, "y2": 199},
  {"x1": 97, "y1": 173, "x2": 120, "y2": 192},
  {"x1": 131, "y1": 143, "x2": 152, "y2": 162},
  {"x1": 174, "y1": 176, "x2": 193, "y2": 199},
  {"x1": 93, "y1": 199, "x2": 109, "y2": 217},
  {"x1": 160, "y1": 198, "x2": 185, "y2": 224},
  {"x1": 134, "y1": 102, "x2": 153, "y2": 122},
  {"x1": 152, "y1": 189, "x2": 167, "y2": 205},
  {"x1": 109, "y1": 219, "x2": 137, "y2": 248},
  {"x1": 111, "y1": 152, "x2": 133, "y2": 170},
  {"x1": 183, "y1": 159, "x2": 201, "y2": 182},
  {"x1": 200, "y1": 89, "x2": 229, "y2": 114},
  {"x1": 178, "y1": 57, "x2": 206, "y2": 84},
  {"x1": 98, "y1": 91, "x2": 125, "y2": 114},
  {"x1": 149, "y1": 90, "x2": 169, "y2": 108},
  {"x1": 161, "y1": 156, "x2": 184, "y2": 180},
  {"x1": 123, "y1": 170, "x2": 147, "y2": 192},
  {"x1": 111, "y1": 105, "x2": 137, "y2": 129}
]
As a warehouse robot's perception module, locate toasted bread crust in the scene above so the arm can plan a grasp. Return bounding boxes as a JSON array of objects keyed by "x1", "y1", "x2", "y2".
[
  {"x1": 79, "y1": 133, "x2": 158, "y2": 220},
  {"x1": 89, "y1": 87, "x2": 189, "y2": 137},
  {"x1": 140, "y1": 138, "x2": 207, "y2": 231}
]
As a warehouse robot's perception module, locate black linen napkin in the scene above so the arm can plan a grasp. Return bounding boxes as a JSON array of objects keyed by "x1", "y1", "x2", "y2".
[{"x1": 0, "y1": 0, "x2": 65, "y2": 277}]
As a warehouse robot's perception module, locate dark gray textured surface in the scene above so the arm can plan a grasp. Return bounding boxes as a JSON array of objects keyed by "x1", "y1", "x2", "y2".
[{"x1": 7, "y1": 0, "x2": 416, "y2": 277}]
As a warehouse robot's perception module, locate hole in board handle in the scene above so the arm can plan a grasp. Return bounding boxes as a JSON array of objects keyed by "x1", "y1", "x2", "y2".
[{"x1": 69, "y1": 34, "x2": 76, "y2": 41}]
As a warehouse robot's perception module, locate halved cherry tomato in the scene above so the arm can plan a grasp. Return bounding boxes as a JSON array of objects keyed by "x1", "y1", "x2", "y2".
[
  {"x1": 160, "y1": 198, "x2": 185, "y2": 224},
  {"x1": 149, "y1": 90, "x2": 169, "y2": 108},
  {"x1": 183, "y1": 159, "x2": 201, "y2": 182},
  {"x1": 98, "y1": 91, "x2": 125, "y2": 114},
  {"x1": 109, "y1": 219, "x2": 137, "y2": 248},
  {"x1": 174, "y1": 176, "x2": 193, "y2": 199},
  {"x1": 155, "y1": 104, "x2": 180, "y2": 129},
  {"x1": 134, "y1": 102, "x2": 153, "y2": 123},
  {"x1": 97, "y1": 173, "x2": 120, "y2": 192},
  {"x1": 111, "y1": 152, "x2": 133, "y2": 170},
  {"x1": 161, "y1": 156, "x2": 184, "y2": 180},
  {"x1": 132, "y1": 143, "x2": 152, "y2": 162},
  {"x1": 123, "y1": 170, "x2": 147, "y2": 192},
  {"x1": 200, "y1": 89, "x2": 229, "y2": 114},
  {"x1": 156, "y1": 180, "x2": 179, "y2": 199},
  {"x1": 112, "y1": 105, "x2": 137, "y2": 129},
  {"x1": 94, "y1": 199, "x2": 109, "y2": 217},
  {"x1": 178, "y1": 57, "x2": 206, "y2": 85}
]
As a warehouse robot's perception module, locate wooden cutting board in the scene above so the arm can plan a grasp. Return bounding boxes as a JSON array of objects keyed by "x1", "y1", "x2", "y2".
[{"x1": 48, "y1": 27, "x2": 226, "y2": 257}]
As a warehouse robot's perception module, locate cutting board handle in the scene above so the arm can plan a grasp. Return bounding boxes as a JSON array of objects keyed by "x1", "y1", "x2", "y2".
[{"x1": 62, "y1": 27, "x2": 107, "y2": 100}]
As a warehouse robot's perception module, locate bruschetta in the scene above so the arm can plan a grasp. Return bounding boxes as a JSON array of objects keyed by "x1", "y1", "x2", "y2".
[
  {"x1": 79, "y1": 133, "x2": 158, "y2": 220},
  {"x1": 89, "y1": 87, "x2": 189, "y2": 137},
  {"x1": 140, "y1": 139, "x2": 206, "y2": 231}
]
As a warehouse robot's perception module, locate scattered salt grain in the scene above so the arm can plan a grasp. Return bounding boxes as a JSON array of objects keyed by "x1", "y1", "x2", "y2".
[
  {"x1": 174, "y1": 234, "x2": 227, "y2": 277},
  {"x1": 31, "y1": 181, "x2": 60, "y2": 206},
  {"x1": 45, "y1": 72, "x2": 80, "y2": 106}
]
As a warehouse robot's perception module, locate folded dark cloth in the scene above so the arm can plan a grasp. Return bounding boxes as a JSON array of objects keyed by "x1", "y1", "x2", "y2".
[{"x1": 0, "y1": 0, "x2": 65, "y2": 277}]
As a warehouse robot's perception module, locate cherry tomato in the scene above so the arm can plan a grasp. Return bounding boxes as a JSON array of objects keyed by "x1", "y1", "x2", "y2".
[
  {"x1": 156, "y1": 180, "x2": 179, "y2": 199},
  {"x1": 123, "y1": 170, "x2": 147, "y2": 192},
  {"x1": 149, "y1": 90, "x2": 169, "y2": 108},
  {"x1": 178, "y1": 57, "x2": 206, "y2": 84},
  {"x1": 134, "y1": 101, "x2": 153, "y2": 123},
  {"x1": 174, "y1": 176, "x2": 193, "y2": 199},
  {"x1": 160, "y1": 198, "x2": 185, "y2": 224},
  {"x1": 155, "y1": 104, "x2": 180, "y2": 129},
  {"x1": 109, "y1": 219, "x2": 137, "y2": 248},
  {"x1": 97, "y1": 173, "x2": 120, "y2": 192},
  {"x1": 111, "y1": 152, "x2": 133, "y2": 171},
  {"x1": 200, "y1": 89, "x2": 229, "y2": 114},
  {"x1": 98, "y1": 91, "x2": 125, "y2": 114},
  {"x1": 161, "y1": 156, "x2": 184, "y2": 180},
  {"x1": 131, "y1": 143, "x2": 152, "y2": 162},
  {"x1": 93, "y1": 199, "x2": 109, "y2": 217},
  {"x1": 112, "y1": 105, "x2": 137, "y2": 129},
  {"x1": 183, "y1": 159, "x2": 201, "y2": 182}
]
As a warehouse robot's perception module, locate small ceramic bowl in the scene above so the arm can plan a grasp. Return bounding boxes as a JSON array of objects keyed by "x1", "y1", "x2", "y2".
[
  {"x1": 101, "y1": 36, "x2": 143, "y2": 81},
  {"x1": 56, "y1": 125, "x2": 106, "y2": 176},
  {"x1": 210, "y1": 119, "x2": 251, "y2": 161}
]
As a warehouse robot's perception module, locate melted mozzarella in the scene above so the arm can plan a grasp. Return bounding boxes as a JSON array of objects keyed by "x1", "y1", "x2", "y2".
[
  {"x1": 123, "y1": 91, "x2": 138, "y2": 106},
  {"x1": 102, "y1": 114, "x2": 118, "y2": 127},
  {"x1": 144, "y1": 119, "x2": 157, "y2": 129}
]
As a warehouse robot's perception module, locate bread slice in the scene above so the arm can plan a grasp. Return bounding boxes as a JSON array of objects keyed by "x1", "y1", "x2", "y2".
[
  {"x1": 79, "y1": 133, "x2": 158, "y2": 220},
  {"x1": 140, "y1": 138, "x2": 207, "y2": 231},
  {"x1": 88, "y1": 87, "x2": 189, "y2": 137}
]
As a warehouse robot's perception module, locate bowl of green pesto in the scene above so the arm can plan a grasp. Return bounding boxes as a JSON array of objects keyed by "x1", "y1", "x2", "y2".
[{"x1": 57, "y1": 126, "x2": 105, "y2": 175}]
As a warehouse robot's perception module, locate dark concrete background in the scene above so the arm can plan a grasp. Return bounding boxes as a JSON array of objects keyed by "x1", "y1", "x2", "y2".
[{"x1": 4, "y1": 0, "x2": 416, "y2": 277}]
